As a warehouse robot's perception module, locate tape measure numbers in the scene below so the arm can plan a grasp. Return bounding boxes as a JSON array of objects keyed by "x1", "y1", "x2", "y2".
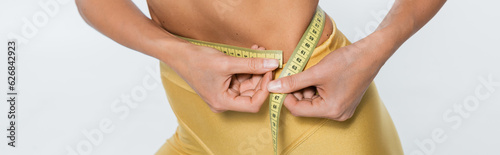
[
  {"x1": 177, "y1": 36, "x2": 284, "y2": 68},
  {"x1": 269, "y1": 7, "x2": 325, "y2": 155},
  {"x1": 177, "y1": 7, "x2": 325, "y2": 155}
]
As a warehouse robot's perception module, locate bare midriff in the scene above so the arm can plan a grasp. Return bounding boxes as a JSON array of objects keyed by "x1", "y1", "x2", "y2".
[{"x1": 147, "y1": 0, "x2": 333, "y2": 64}]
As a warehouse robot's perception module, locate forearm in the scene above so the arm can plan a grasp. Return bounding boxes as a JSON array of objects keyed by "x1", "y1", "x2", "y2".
[
  {"x1": 358, "y1": 0, "x2": 447, "y2": 66},
  {"x1": 75, "y1": 0, "x2": 188, "y2": 63}
]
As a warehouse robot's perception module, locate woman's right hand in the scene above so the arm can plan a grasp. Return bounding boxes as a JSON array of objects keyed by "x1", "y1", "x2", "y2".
[
  {"x1": 75, "y1": 0, "x2": 278, "y2": 113},
  {"x1": 167, "y1": 43, "x2": 279, "y2": 113}
]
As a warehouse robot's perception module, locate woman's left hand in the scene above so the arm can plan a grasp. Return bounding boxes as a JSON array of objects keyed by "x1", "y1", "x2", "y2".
[
  {"x1": 267, "y1": 38, "x2": 385, "y2": 121},
  {"x1": 266, "y1": 0, "x2": 447, "y2": 121}
]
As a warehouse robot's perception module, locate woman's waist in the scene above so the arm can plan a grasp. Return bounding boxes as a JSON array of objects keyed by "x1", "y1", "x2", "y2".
[
  {"x1": 157, "y1": 9, "x2": 334, "y2": 64},
  {"x1": 160, "y1": 16, "x2": 349, "y2": 92},
  {"x1": 186, "y1": 14, "x2": 334, "y2": 64}
]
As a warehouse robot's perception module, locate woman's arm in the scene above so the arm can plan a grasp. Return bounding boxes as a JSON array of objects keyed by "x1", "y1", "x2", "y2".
[
  {"x1": 267, "y1": 0, "x2": 447, "y2": 121},
  {"x1": 76, "y1": 0, "x2": 279, "y2": 113},
  {"x1": 366, "y1": 0, "x2": 448, "y2": 66},
  {"x1": 75, "y1": 0, "x2": 185, "y2": 63}
]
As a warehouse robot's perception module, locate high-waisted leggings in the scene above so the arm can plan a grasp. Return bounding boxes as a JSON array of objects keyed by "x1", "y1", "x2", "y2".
[{"x1": 156, "y1": 18, "x2": 403, "y2": 155}]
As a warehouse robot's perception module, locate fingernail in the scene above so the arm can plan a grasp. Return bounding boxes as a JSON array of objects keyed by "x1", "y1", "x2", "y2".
[
  {"x1": 268, "y1": 80, "x2": 282, "y2": 92},
  {"x1": 264, "y1": 59, "x2": 279, "y2": 69}
]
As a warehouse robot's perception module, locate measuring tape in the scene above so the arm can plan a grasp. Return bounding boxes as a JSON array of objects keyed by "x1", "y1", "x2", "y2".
[
  {"x1": 178, "y1": 7, "x2": 325, "y2": 154},
  {"x1": 269, "y1": 7, "x2": 325, "y2": 155},
  {"x1": 177, "y1": 36, "x2": 284, "y2": 68}
]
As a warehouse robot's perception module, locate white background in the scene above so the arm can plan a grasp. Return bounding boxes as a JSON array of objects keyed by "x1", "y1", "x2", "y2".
[{"x1": 0, "y1": 0, "x2": 499, "y2": 155}]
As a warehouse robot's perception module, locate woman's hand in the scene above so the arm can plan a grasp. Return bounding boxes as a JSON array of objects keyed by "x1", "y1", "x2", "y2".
[
  {"x1": 265, "y1": 0, "x2": 447, "y2": 121},
  {"x1": 266, "y1": 36, "x2": 383, "y2": 121},
  {"x1": 169, "y1": 43, "x2": 278, "y2": 113}
]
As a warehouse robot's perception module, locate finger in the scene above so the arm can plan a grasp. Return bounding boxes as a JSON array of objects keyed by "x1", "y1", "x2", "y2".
[
  {"x1": 247, "y1": 72, "x2": 273, "y2": 111},
  {"x1": 253, "y1": 74, "x2": 264, "y2": 91},
  {"x1": 252, "y1": 71, "x2": 272, "y2": 95},
  {"x1": 239, "y1": 75, "x2": 262, "y2": 95},
  {"x1": 267, "y1": 69, "x2": 318, "y2": 93},
  {"x1": 251, "y1": 44, "x2": 259, "y2": 50},
  {"x1": 292, "y1": 91, "x2": 303, "y2": 100},
  {"x1": 225, "y1": 96, "x2": 254, "y2": 112},
  {"x1": 227, "y1": 57, "x2": 279, "y2": 74},
  {"x1": 228, "y1": 75, "x2": 241, "y2": 96},
  {"x1": 312, "y1": 94, "x2": 321, "y2": 100},
  {"x1": 236, "y1": 74, "x2": 252, "y2": 83},
  {"x1": 258, "y1": 46, "x2": 266, "y2": 50},
  {"x1": 283, "y1": 94, "x2": 299, "y2": 110},
  {"x1": 240, "y1": 74, "x2": 261, "y2": 91},
  {"x1": 224, "y1": 72, "x2": 272, "y2": 113},
  {"x1": 303, "y1": 87, "x2": 316, "y2": 99},
  {"x1": 284, "y1": 96, "x2": 328, "y2": 117},
  {"x1": 240, "y1": 90, "x2": 256, "y2": 97},
  {"x1": 259, "y1": 72, "x2": 273, "y2": 91}
]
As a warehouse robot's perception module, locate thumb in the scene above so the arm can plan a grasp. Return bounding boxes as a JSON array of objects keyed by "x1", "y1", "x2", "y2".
[
  {"x1": 227, "y1": 57, "x2": 279, "y2": 74},
  {"x1": 267, "y1": 69, "x2": 317, "y2": 93}
]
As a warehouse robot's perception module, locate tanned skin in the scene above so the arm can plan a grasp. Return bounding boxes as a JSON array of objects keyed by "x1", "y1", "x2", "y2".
[{"x1": 76, "y1": 0, "x2": 446, "y2": 121}]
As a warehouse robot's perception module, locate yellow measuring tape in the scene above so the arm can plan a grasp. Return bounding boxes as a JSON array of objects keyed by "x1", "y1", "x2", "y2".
[
  {"x1": 269, "y1": 7, "x2": 325, "y2": 155},
  {"x1": 179, "y1": 7, "x2": 325, "y2": 154},
  {"x1": 177, "y1": 36, "x2": 284, "y2": 68}
]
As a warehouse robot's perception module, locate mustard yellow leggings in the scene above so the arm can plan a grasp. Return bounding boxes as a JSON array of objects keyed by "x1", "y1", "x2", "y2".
[{"x1": 156, "y1": 19, "x2": 403, "y2": 155}]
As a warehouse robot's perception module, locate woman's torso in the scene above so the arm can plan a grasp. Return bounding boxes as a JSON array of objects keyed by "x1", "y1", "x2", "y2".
[
  {"x1": 151, "y1": 1, "x2": 403, "y2": 154},
  {"x1": 146, "y1": 0, "x2": 333, "y2": 63}
]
